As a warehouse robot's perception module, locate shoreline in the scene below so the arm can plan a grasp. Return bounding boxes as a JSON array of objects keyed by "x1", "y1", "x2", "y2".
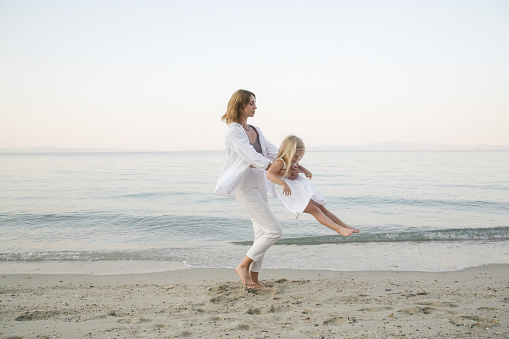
[
  {"x1": 1, "y1": 264, "x2": 507, "y2": 338},
  {"x1": 1, "y1": 262, "x2": 508, "y2": 275},
  {"x1": 2, "y1": 259, "x2": 507, "y2": 276},
  {"x1": 0, "y1": 260, "x2": 191, "y2": 275}
]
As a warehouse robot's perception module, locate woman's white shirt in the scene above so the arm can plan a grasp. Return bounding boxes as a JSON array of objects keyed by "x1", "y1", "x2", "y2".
[{"x1": 215, "y1": 123, "x2": 278, "y2": 197}]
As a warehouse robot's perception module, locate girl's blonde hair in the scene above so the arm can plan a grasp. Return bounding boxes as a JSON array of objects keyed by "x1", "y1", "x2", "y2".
[
  {"x1": 276, "y1": 135, "x2": 306, "y2": 178},
  {"x1": 221, "y1": 89, "x2": 256, "y2": 124}
]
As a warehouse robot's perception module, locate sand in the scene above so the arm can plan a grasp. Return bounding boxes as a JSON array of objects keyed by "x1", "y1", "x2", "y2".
[{"x1": 1, "y1": 264, "x2": 507, "y2": 338}]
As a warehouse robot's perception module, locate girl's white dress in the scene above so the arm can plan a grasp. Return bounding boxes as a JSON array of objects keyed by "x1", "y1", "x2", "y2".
[{"x1": 275, "y1": 159, "x2": 327, "y2": 218}]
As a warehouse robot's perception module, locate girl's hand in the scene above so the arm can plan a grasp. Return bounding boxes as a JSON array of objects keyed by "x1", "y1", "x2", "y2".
[
  {"x1": 282, "y1": 182, "x2": 292, "y2": 196},
  {"x1": 304, "y1": 169, "x2": 312, "y2": 179}
]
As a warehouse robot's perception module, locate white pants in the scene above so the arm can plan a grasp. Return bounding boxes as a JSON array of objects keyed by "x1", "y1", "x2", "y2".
[{"x1": 235, "y1": 168, "x2": 282, "y2": 272}]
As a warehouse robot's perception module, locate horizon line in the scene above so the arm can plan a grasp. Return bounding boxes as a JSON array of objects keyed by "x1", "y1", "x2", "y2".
[{"x1": 1, "y1": 142, "x2": 509, "y2": 153}]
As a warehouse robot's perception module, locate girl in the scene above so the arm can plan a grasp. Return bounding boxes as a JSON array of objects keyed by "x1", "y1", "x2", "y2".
[{"x1": 266, "y1": 135, "x2": 359, "y2": 237}]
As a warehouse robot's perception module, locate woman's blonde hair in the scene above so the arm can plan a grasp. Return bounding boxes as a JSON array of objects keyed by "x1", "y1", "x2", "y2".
[
  {"x1": 276, "y1": 135, "x2": 306, "y2": 178},
  {"x1": 221, "y1": 89, "x2": 256, "y2": 124}
]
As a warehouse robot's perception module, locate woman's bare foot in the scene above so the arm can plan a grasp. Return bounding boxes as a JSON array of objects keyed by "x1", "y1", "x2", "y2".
[
  {"x1": 337, "y1": 227, "x2": 354, "y2": 237},
  {"x1": 247, "y1": 282, "x2": 270, "y2": 290},
  {"x1": 235, "y1": 265, "x2": 253, "y2": 286},
  {"x1": 247, "y1": 271, "x2": 270, "y2": 290}
]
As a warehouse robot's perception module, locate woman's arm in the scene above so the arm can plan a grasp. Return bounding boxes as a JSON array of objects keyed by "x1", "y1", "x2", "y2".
[
  {"x1": 266, "y1": 160, "x2": 291, "y2": 196},
  {"x1": 256, "y1": 127, "x2": 279, "y2": 162},
  {"x1": 227, "y1": 126, "x2": 271, "y2": 170},
  {"x1": 265, "y1": 139, "x2": 279, "y2": 162}
]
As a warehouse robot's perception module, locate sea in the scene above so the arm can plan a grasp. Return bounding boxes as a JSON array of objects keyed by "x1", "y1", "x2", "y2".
[{"x1": 1, "y1": 151, "x2": 508, "y2": 275}]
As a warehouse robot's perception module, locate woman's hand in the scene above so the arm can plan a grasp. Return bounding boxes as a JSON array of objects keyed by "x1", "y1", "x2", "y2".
[{"x1": 281, "y1": 166, "x2": 299, "y2": 180}]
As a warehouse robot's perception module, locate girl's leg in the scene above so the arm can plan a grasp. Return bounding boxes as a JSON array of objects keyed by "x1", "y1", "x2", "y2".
[
  {"x1": 309, "y1": 200, "x2": 359, "y2": 233},
  {"x1": 303, "y1": 202, "x2": 353, "y2": 236}
]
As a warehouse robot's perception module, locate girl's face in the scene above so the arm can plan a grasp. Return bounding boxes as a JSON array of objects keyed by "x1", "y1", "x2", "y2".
[
  {"x1": 241, "y1": 95, "x2": 257, "y2": 119},
  {"x1": 291, "y1": 152, "x2": 301, "y2": 164}
]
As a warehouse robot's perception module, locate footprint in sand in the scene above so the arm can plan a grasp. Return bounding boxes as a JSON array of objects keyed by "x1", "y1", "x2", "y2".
[
  {"x1": 246, "y1": 305, "x2": 282, "y2": 315},
  {"x1": 418, "y1": 300, "x2": 459, "y2": 308},
  {"x1": 192, "y1": 303, "x2": 206, "y2": 313},
  {"x1": 210, "y1": 294, "x2": 238, "y2": 304},
  {"x1": 234, "y1": 323, "x2": 254, "y2": 330},
  {"x1": 15, "y1": 310, "x2": 60, "y2": 321},
  {"x1": 399, "y1": 306, "x2": 437, "y2": 315},
  {"x1": 85, "y1": 315, "x2": 107, "y2": 321},
  {"x1": 323, "y1": 317, "x2": 350, "y2": 326},
  {"x1": 450, "y1": 315, "x2": 500, "y2": 328},
  {"x1": 209, "y1": 285, "x2": 246, "y2": 304},
  {"x1": 358, "y1": 306, "x2": 394, "y2": 312},
  {"x1": 274, "y1": 278, "x2": 289, "y2": 283},
  {"x1": 209, "y1": 283, "x2": 239, "y2": 293},
  {"x1": 175, "y1": 330, "x2": 193, "y2": 337},
  {"x1": 247, "y1": 307, "x2": 263, "y2": 315},
  {"x1": 400, "y1": 305, "x2": 460, "y2": 316},
  {"x1": 247, "y1": 288, "x2": 271, "y2": 295},
  {"x1": 117, "y1": 318, "x2": 133, "y2": 324},
  {"x1": 134, "y1": 318, "x2": 152, "y2": 324},
  {"x1": 153, "y1": 324, "x2": 168, "y2": 329},
  {"x1": 477, "y1": 306, "x2": 500, "y2": 311}
]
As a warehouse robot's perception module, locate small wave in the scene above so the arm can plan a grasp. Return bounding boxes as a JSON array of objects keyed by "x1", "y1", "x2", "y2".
[
  {"x1": 117, "y1": 191, "x2": 189, "y2": 199},
  {"x1": 234, "y1": 226, "x2": 509, "y2": 246},
  {"x1": 438, "y1": 183, "x2": 509, "y2": 191},
  {"x1": 0, "y1": 212, "x2": 251, "y2": 243},
  {"x1": 335, "y1": 196, "x2": 509, "y2": 211},
  {"x1": 0, "y1": 248, "x2": 186, "y2": 262}
]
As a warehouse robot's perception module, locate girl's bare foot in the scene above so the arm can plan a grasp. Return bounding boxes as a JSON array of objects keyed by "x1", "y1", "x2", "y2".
[
  {"x1": 337, "y1": 227, "x2": 354, "y2": 237},
  {"x1": 336, "y1": 221, "x2": 359, "y2": 233},
  {"x1": 347, "y1": 226, "x2": 360, "y2": 233},
  {"x1": 235, "y1": 265, "x2": 253, "y2": 286}
]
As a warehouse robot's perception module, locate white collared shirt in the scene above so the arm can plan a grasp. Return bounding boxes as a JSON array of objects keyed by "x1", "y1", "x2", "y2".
[{"x1": 215, "y1": 123, "x2": 278, "y2": 197}]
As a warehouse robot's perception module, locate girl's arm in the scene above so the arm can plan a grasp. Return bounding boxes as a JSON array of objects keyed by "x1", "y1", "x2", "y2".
[
  {"x1": 266, "y1": 160, "x2": 292, "y2": 196},
  {"x1": 297, "y1": 163, "x2": 312, "y2": 179}
]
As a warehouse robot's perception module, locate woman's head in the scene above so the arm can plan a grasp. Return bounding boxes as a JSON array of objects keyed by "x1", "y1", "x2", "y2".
[
  {"x1": 277, "y1": 135, "x2": 305, "y2": 177},
  {"x1": 221, "y1": 89, "x2": 256, "y2": 124}
]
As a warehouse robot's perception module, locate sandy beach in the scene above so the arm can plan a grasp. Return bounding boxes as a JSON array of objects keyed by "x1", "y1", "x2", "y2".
[{"x1": 1, "y1": 265, "x2": 507, "y2": 338}]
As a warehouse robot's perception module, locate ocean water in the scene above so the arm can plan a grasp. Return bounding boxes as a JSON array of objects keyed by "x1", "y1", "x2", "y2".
[{"x1": 1, "y1": 151, "x2": 508, "y2": 274}]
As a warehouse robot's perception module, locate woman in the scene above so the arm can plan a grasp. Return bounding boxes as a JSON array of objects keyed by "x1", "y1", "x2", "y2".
[{"x1": 215, "y1": 89, "x2": 281, "y2": 290}]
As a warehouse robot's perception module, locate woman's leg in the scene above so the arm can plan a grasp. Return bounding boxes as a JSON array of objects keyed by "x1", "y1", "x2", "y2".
[
  {"x1": 303, "y1": 202, "x2": 353, "y2": 236},
  {"x1": 235, "y1": 169, "x2": 282, "y2": 288},
  {"x1": 249, "y1": 271, "x2": 266, "y2": 289},
  {"x1": 235, "y1": 256, "x2": 254, "y2": 287},
  {"x1": 309, "y1": 200, "x2": 359, "y2": 233}
]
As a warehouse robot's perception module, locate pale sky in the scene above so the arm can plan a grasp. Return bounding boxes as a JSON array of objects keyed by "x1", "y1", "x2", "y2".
[{"x1": 1, "y1": 0, "x2": 508, "y2": 151}]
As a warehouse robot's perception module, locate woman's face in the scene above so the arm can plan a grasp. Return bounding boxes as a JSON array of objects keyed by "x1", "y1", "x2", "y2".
[{"x1": 241, "y1": 95, "x2": 257, "y2": 119}]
